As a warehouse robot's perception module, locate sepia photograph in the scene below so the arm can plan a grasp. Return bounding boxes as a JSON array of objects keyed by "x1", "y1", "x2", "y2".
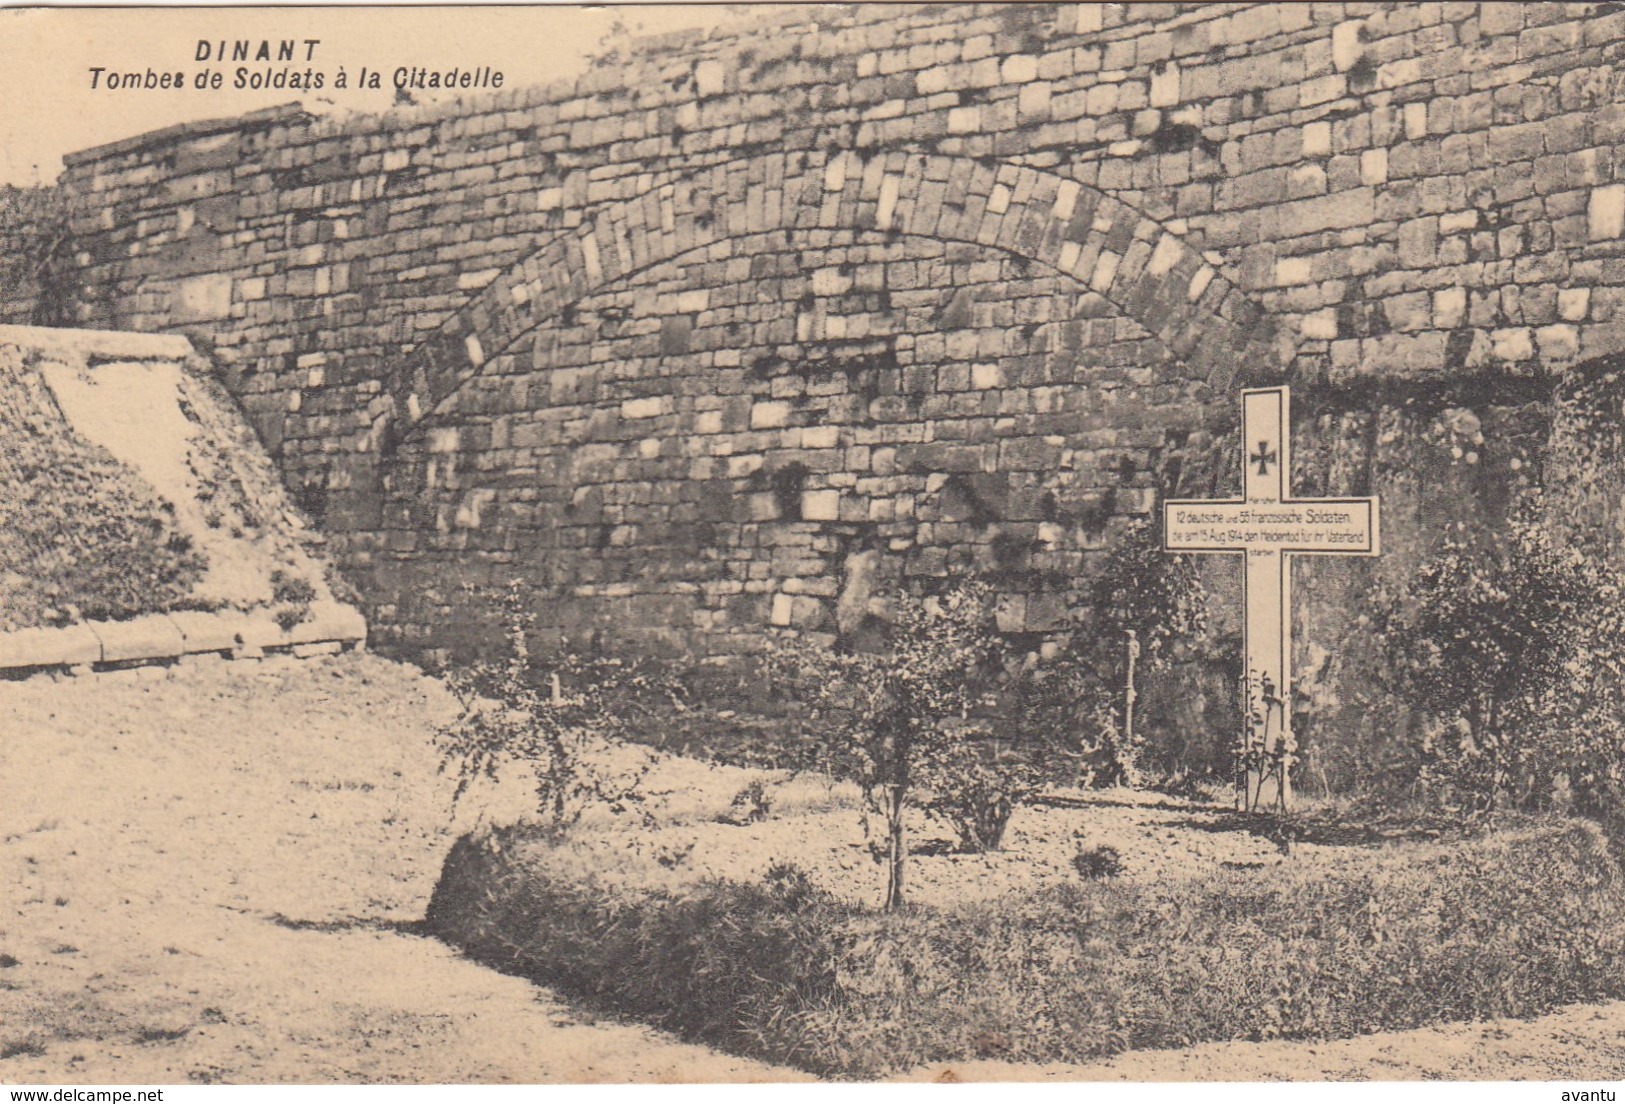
[{"x1": 1, "y1": 0, "x2": 1624, "y2": 1093}]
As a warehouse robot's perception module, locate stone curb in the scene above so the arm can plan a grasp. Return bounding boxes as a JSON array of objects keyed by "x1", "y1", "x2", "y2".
[
  {"x1": 0, "y1": 606, "x2": 368, "y2": 674},
  {"x1": 0, "y1": 324, "x2": 196, "y2": 363}
]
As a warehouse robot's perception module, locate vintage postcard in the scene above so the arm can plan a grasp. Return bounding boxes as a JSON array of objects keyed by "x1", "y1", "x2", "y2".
[{"x1": 2, "y1": 2, "x2": 1624, "y2": 1095}]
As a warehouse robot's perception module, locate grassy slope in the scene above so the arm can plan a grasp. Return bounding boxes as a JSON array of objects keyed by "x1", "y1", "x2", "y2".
[
  {"x1": 0, "y1": 343, "x2": 347, "y2": 633},
  {"x1": 0, "y1": 344, "x2": 206, "y2": 629}
]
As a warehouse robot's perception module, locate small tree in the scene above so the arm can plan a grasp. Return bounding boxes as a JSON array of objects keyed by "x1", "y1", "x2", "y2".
[
  {"x1": 1092, "y1": 517, "x2": 1209, "y2": 668},
  {"x1": 437, "y1": 582, "x2": 677, "y2": 836},
  {"x1": 1045, "y1": 517, "x2": 1208, "y2": 787},
  {"x1": 768, "y1": 580, "x2": 1017, "y2": 910}
]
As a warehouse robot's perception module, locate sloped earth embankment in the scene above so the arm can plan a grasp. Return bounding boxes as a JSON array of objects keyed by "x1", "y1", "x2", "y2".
[{"x1": 0, "y1": 325, "x2": 353, "y2": 644}]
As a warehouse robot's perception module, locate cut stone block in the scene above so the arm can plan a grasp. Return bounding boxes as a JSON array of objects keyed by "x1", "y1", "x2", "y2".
[
  {"x1": 1300, "y1": 309, "x2": 1338, "y2": 340},
  {"x1": 171, "y1": 273, "x2": 233, "y2": 323},
  {"x1": 1149, "y1": 62, "x2": 1180, "y2": 107},
  {"x1": 1332, "y1": 20, "x2": 1364, "y2": 72},
  {"x1": 168, "y1": 610, "x2": 243, "y2": 654},
  {"x1": 1590, "y1": 185, "x2": 1625, "y2": 241},
  {"x1": 1000, "y1": 55, "x2": 1039, "y2": 84},
  {"x1": 1275, "y1": 256, "x2": 1313, "y2": 286},
  {"x1": 1360, "y1": 148, "x2": 1388, "y2": 186},
  {"x1": 0, "y1": 624, "x2": 102, "y2": 669},
  {"x1": 751, "y1": 401, "x2": 793, "y2": 429},
  {"x1": 285, "y1": 601, "x2": 369, "y2": 646},
  {"x1": 1302, "y1": 122, "x2": 1331, "y2": 156},
  {"x1": 1558, "y1": 287, "x2": 1591, "y2": 322},
  {"x1": 1434, "y1": 287, "x2": 1467, "y2": 330},
  {"x1": 801, "y1": 490, "x2": 841, "y2": 521},
  {"x1": 694, "y1": 59, "x2": 727, "y2": 98},
  {"x1": 770, "y1": 593, "x2": 794, "y2": 626},
  {"x1": 91, "y1": 614, "x2": 186, "y2": 664}
]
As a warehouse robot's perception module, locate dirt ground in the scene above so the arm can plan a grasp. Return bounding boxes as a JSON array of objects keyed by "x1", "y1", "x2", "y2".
[
  {"x1": 3, "y1": 650, "x2": 1624, "y2": 1084},
  {"x1": 509, "y1": 780, "x2": 1301, "y2": 910},
  {"x1": 903, "y1": 998, "x2": 1625, "y2": 1082},
  {"x1": 0, "y1": 652, "x2": 802, "y2": 1084}
]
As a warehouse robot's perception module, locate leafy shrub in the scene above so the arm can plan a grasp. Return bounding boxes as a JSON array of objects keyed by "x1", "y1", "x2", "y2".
[
  {"x1": 1071, "y1": 843, "x2": 1123, "y2": 880},
  {"x1": 270, "y1": 568, "x2": 317, "y2": 631},
  {"x1": 767, "y1": 580, "x2": 1054, "y2": 904},
  {"x1": 1022, "y1": 518, "x2": 1210, "y2": 789},
  {"x1": 1090, "y1": 516, "x2": 1209, "y2": 668},
  {"x1": 1093, "y1": 516, "x2": 1209, "y2": 785},
  {"x1": 1379, "y1": 507, "x2": 1625, "y2": 823},
  {"x1": 914, "y1": 732, "x2": 1037, "y2": 854},
  {"x1": 719, "y1": 778, "x2": 774, "y2": 826},
  {"x1": 429, "y1": 817, "x2": 1625, "y2": 1079},
  {"x1": 436, "y1": 582, "x2": 682, "y2": 836}
]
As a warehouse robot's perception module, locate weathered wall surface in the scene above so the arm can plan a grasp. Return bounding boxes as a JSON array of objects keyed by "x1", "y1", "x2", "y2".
[
  {"x1": 0, "y1": 186, "x2": 72, "y2": 327},
  {"x1": 36, "y1": 2, "x2": 1625, "y2": 671}
]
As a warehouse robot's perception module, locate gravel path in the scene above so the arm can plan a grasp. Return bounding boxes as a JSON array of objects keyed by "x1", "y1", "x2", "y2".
[{"x1": 0, "y1": 652, "x2": 801, "y2": 1084}]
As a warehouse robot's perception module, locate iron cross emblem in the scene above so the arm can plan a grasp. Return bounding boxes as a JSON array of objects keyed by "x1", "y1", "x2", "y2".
[{"x1": 1250, "y1": 440, "x2": 1278, "y2": 477}]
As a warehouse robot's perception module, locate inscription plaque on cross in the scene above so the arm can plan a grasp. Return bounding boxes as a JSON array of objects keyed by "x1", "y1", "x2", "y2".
[{"x1": 1163, "y1": 387, "x2": 1380, "y2": 812}]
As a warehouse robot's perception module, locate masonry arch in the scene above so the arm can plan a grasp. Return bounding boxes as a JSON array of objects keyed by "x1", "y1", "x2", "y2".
[{"x1": 371, "y1": 150, "x2": 1286, "y2": 453}]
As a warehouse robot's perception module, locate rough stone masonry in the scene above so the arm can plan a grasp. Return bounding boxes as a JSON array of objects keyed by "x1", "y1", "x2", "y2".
[{"x1": 8, "y1": 2, "x2": 1625, "y2": 685}]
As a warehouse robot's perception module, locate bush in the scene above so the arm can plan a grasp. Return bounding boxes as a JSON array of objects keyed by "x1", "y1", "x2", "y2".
[
  {"x1": 1380, "y1": 508, "x2": 1625, "y2": 823},
  {"x1": 1071, "y1": 844, "x2": 1123, "y2": 880},
  {"x1": 914, "y1": 733, "x2": 1036, "y2": 855},
  {"x1": 436, "y1": 582, "x2": 682, "y2": 836},
  {"x1": 1022, "y1": 518, "x2": 1210, "y2": 790},
  {"x1": 767, "y1": 579, "x2": 1056, "y2": 905},
  {"x1": 1090, "y1": 517, "x2": 1208, "y2": 667},
  {"x1": 429, "y1": 817, "x2": 1625, "y2": 1079}
]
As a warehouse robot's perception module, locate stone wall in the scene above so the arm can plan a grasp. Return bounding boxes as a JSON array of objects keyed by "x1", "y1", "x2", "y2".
[{"x1": 38, "y1": 1, "x2": 1625, "y2": 665}]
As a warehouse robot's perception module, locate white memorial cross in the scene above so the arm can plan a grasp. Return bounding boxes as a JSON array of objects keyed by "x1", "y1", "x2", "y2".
[{"x1": 1162, "y1": 387, "x2": 1380, "y2": 811}]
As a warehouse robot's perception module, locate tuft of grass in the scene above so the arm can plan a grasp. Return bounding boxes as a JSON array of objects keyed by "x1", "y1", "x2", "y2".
[
  {"x1": 718, "y1": 779, "x2": 773, "y2": 825},
  {"x1": 270, "y1": 568, "x2": 317, "y2": 631},
  {"x1": 428, "y1": 818, "x2": 1625, "y2": 1079},
  {"x1": 1071, "y1": 843, "x2": 1123, "y2": 879}
]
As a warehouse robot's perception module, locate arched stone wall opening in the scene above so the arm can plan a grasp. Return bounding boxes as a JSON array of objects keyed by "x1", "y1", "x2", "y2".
[
  {"x1": 375, "y1": 151, "x2": 1285, "y2": 453},
  {"x1": 353, "y1": 152, "x2": 1288, "y2": 659}
]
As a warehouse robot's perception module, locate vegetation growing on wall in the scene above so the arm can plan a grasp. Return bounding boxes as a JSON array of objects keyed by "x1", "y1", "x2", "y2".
[
  {"x1": 0, "y1": 340, "x2": 353, "y2": 636},
  {"x1": 0, "y1": 186, "x2": 77, "y2": 327}
]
